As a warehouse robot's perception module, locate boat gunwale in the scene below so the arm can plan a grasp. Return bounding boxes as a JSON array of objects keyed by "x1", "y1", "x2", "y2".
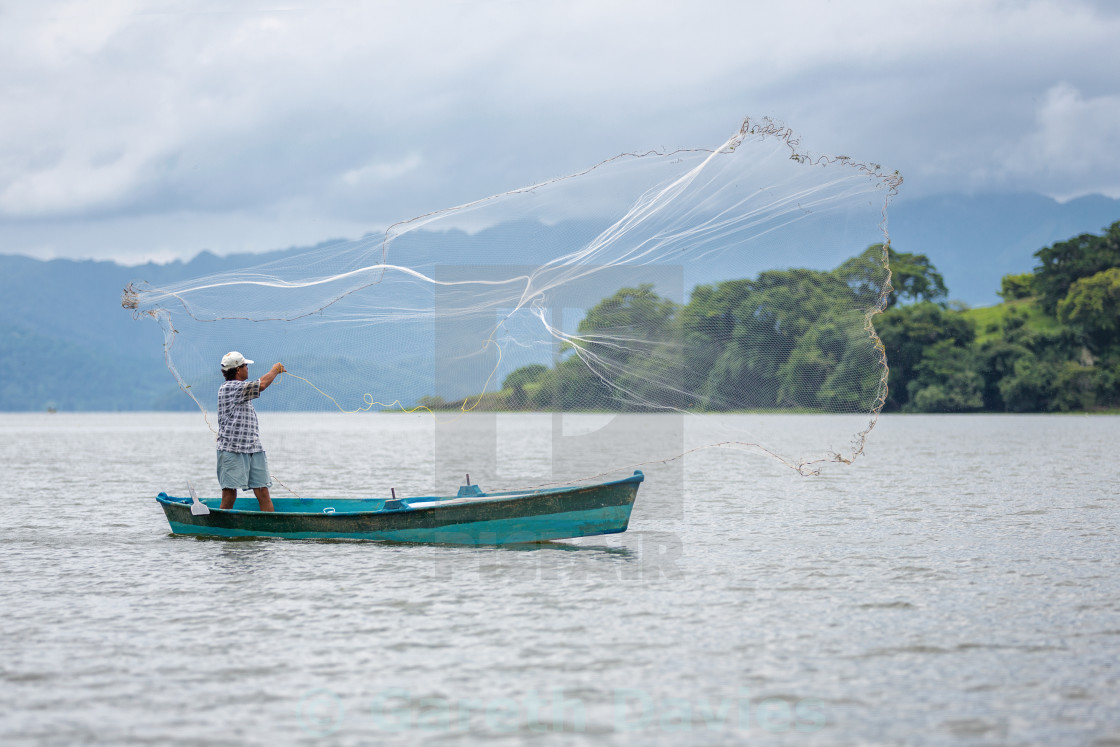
[{"x1": 156, "y1": 470, "x2": 645, "y2": 518}]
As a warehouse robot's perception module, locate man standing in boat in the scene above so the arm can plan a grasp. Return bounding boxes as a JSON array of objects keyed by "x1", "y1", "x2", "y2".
[{"x1": 217, "y1": 351, "x2": 285, "y2": 512}]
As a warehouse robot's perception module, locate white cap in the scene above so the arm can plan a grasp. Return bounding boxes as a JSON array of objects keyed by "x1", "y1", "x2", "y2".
[{"x1": 221, "y1": 351, "x2": 254, "y2": 371}]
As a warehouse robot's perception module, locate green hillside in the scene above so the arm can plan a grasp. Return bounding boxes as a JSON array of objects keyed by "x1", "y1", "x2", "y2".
[{"x1": 961, "y1": 299, "x2": 1061, "y2": 346}]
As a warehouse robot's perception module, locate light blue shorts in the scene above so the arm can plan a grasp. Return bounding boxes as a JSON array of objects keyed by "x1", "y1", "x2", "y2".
[{"x1": 216, "y1": 450, "x2": 271, "y2": 490}]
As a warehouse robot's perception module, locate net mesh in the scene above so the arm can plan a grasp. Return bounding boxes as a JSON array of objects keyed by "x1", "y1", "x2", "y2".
[{"x1": 123, "y1": 118, "x2": 899, "y2": 483}]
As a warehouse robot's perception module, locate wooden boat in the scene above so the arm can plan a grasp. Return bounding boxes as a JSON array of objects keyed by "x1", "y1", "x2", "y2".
[{"x1": 156, "y1": 470, "x2": 643, "y2": 545}]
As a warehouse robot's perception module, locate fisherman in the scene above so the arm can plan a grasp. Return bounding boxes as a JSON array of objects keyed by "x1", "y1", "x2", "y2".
[{"x1": 217, "y1": 351, "x2": 285, "y2": 511}]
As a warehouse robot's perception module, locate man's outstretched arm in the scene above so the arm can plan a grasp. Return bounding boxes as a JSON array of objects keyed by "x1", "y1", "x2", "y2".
[{"x1": 259, "y1": 362, "x2": 286, "y2": 392}]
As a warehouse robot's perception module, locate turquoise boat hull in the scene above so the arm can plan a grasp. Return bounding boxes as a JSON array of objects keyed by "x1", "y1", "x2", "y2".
[{"x1": 156, "y1": 471, "x2": 643, "y2": 545}]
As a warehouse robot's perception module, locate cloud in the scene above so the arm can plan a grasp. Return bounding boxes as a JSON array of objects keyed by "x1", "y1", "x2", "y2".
[
  {"x1": 995, "y1": 83, "x2": 1120, "y2": 199},
  {"x1": 1, "y1": 0, "x2": 1118, "y2": 261},
  {"x1": 341, "y1": 155, "x2": 423, "y2": 188}
]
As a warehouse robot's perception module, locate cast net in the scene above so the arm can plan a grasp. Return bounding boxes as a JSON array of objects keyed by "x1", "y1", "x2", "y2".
[{"x1": 124, "y1": 118, "x2": 899, "y2": 487}]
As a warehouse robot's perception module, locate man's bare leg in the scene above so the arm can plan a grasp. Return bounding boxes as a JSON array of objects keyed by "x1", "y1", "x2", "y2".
[
  {"x1": 253, "y1": 486, "x2": 275, "y2": 512},
  {"x1": 220, "y1": 488, "x2": 237, "y2": 510}
]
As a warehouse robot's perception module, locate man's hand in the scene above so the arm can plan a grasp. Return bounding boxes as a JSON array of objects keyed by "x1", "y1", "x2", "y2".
[{"x1": 260, "y1": 362, "x2": 286, "y2": 392}]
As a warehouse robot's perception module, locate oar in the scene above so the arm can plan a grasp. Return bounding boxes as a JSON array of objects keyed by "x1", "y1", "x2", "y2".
[{"x1": 187, "y1": 481, "x2": 211, "y2": 515}]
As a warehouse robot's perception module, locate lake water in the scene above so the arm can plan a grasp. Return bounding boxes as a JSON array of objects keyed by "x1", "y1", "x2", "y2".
[{"x1": 1, "y1": 412, "x2": 1118, "y2": 745}]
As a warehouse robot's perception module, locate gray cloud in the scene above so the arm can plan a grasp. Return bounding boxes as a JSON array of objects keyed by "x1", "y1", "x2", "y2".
[{"x1": 1, "y1": 0, "x2": 1118, "y2": 263}]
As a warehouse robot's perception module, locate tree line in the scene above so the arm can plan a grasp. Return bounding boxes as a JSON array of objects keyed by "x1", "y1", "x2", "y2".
[
  {"x1": 426, "y1": 220, "x2": 1120, "y2": 413},
  {"x1": 880, "y1": 220, "x2": 1120, "y2": 412}
]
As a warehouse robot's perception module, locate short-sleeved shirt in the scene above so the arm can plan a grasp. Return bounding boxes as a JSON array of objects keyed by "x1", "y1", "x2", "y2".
[{"x1": 217, "y1": 379, "x2": 263, "y2": 453}]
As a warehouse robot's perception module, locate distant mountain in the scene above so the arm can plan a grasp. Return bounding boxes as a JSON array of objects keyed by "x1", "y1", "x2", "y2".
[
  {"x1": 888, "y1": 192, "x2": 1120, "y2": 306},
  {"x1": 0, "y1": 243, "x2": 338, "y2": 412},
  {"x1": 1, "y1": 192, "x2": 1117, "y2": 411}
]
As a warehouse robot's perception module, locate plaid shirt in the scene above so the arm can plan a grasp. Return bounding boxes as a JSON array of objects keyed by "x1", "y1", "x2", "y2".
[{"x1": 217, "y1": 379, "x2": 263, "y2": 453}]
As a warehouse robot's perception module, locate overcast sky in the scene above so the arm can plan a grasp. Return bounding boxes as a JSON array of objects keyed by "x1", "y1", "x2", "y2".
[{"x1": 2, "y1": 0, "x2": 1118, "y2": 264}]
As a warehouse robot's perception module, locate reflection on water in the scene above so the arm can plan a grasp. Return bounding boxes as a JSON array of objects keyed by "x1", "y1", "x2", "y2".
[{"x1": 1, "y1": 412, "x2": 1119, "y2": 745}]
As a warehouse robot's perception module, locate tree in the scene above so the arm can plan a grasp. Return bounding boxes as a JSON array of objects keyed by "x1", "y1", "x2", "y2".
[
  {"x1": 677, "y1": 279, "x2": 751, "y2": 405},
  {"x1": 684, "y1": 269, "x2": 860, "y2": 410},
  {"x1": 889, "y1": 249, "x2": 949, "y2": 307},
  {"x1": 874, "y1": 302, "x2": 975, "y2": 411},
  {"x1": 834, "y1": 244, "x2": 948, "y2": 309},
  {"x1": 778, "y1": 317, "x2": 885, "y2": 411},
  {"x1": 976, "y1": 337, "x2": 1032, "y2": 411},
  {"x1": 572, "y1": 283, "x2": 677, "y2": 344},
  {"x1": 535, "y1": 284, "x2": 685, "y2": 411},
  {"x1": 996, "y1": 357, "x2": 1099, "y2": 412},
  {"x1": 502, "y1": 364, "x2": 548, "y2": 391},
  {"x1": 833, "y1": 244, "x2": 890, "y2": 309},
  {"x1": 1056, "y1": 267, "x2": 1120, "y2": 349},
  {"x1": 1033, "y1": 220, "x2": 1120, "y2": 315},
  {"x1": 905, "y1": 340, "x2": 983, "y2": 412},
  {"x1": 998, "y1": 272, "x2": 1035, "y2": 301}
]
